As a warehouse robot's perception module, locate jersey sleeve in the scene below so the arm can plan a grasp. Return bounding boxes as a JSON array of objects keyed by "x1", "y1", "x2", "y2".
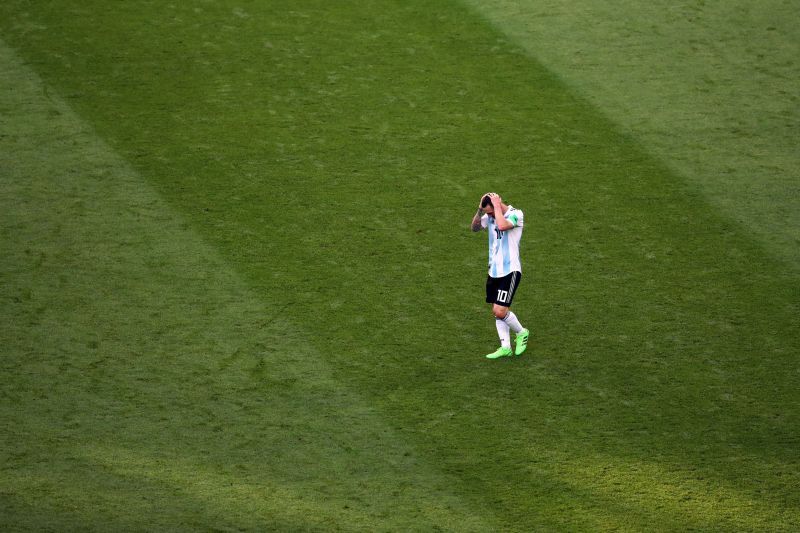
[
  {"x1": 480, "y1": 214, "x2": 489, "y2": 229},
  {"x1": 507, "y1": 210, "x2": 523, "y2": 228}
]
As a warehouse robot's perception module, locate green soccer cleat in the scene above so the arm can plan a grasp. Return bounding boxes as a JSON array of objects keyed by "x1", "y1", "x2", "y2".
[
  {"x1": 515, "y1": 329, "x2": 530, "y2": 356},
  {"x1": 486, "y1": 346, "x2": 513, "y2": 359}
]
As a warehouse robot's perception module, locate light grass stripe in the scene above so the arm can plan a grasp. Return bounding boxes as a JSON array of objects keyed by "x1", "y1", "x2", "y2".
[
  {"x1": 0, "y1": 38, "x2": 496, "y2": 531},
  {"x1": 463, "y1": 0, "x2": 800, "y2": 267}
]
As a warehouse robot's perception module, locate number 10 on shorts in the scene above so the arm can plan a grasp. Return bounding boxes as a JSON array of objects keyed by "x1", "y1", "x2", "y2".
[{"x1": 497, "y1": 290, "x2": 509, "y2": 303}]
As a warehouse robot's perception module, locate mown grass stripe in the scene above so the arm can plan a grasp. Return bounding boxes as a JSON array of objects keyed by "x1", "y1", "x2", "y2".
[
  {"x1": 1, "y1": 1, "x2": 798, "y2": 530},
  {"x1": 464, "y1": 0, "x2": 800, "y2": 267},
  {"x1": 0, "y1": 39, "x2": 496, "y2": 531}
]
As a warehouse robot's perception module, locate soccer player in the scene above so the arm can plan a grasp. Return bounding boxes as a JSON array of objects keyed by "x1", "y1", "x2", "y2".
[{"x1": 471, "y1": 192, "x2": 530, "y2": 359}]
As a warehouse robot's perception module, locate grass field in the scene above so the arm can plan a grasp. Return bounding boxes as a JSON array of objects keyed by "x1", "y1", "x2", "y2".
[
  {"x1": 467, "y1": 0, "x2": 800, "y2": 267},
  {"x1": 1, "y1": 1, "x2": 798, "y2": 531}
]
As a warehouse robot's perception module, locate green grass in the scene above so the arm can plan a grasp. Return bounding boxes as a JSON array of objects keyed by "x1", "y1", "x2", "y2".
[
  {"x1": 465, "y1": 0, "x2": 800, "y2": 266},
  {"x1": 1, "y1": 1, "x2": 798, "y2": 530}
]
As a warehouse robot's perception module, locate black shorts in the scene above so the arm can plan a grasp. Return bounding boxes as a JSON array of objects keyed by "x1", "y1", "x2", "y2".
[{"x1": 486, "y1": 271, "x2": 522, "y2": 306}]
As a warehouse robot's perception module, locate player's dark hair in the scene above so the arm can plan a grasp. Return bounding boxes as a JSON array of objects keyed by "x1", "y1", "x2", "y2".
[{"x1": 481, "y1": 195, "x2": 492, "y2": 208}]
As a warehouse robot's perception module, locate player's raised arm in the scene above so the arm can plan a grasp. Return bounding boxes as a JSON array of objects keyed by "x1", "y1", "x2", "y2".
[
  {"x1": 489, "y1": 193, "x2": 514, "y2": 231},
  {"x1": 470, "y1": 207, "x2": 484, "y2": 232},
  {"x1": 471, "y1": 193, "x2": 490, "y2": 232}
]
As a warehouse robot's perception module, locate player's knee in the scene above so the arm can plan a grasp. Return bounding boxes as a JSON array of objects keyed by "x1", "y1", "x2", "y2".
[{"x1": 492, "y1": 305, "x2": 508, "y2": 319}]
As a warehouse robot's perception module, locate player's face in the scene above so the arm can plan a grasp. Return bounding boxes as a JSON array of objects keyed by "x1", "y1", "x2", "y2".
[{"x1": 482, "y1": 205, "x2": 495, "y2": 217}]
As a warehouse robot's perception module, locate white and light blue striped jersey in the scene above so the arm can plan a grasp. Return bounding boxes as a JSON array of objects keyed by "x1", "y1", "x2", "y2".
[{"x1": 481, "y1": 206, "x2": 524, "y2": 278}]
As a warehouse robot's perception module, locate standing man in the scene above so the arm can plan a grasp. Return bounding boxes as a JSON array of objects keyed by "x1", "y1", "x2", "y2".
[{"x1": 471, "y1": 192, "x2": 530, "y2": 359}]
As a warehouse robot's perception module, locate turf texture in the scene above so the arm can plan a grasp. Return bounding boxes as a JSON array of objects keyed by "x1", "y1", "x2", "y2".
[{"x1": 1, "y1": 1, "x2": 798, "y2": 530}]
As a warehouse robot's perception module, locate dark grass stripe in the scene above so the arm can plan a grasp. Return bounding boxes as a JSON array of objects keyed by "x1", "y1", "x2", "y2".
[{"x1": 2, "y1": 0, "x2": 798, "y2": 529}]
